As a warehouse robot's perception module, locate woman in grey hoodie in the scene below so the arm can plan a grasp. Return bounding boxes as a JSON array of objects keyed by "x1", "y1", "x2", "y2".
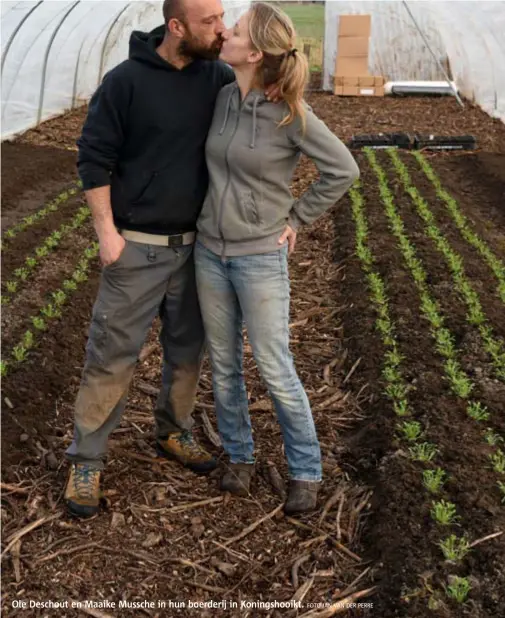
[{"x1": 195, "y1": 2, "x2": 359, "y2": 514}]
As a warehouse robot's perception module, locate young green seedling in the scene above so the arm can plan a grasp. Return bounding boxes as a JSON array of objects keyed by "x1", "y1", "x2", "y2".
[
  {"x1": 445, "y1": 359, "x2": 473, "y2": 398},
  {"x1": 63, "y1": 279, "x2": 78, "y2": 292},
  {"x1": 41, "y1": 304, "x2": 61, "y2": 320},
  {"x1": 445, "y1": 576, "x2": 471, "y2": 603},
  {"x1": 52, "y1": 290, "x2": 67, "y2": 306},
  {"x1": 431, "y1": 500, "x2": 459, "y2": 526},
  {"x1": 484, "y1": 428, "x2": 503, "y2": 446},
  {"x1": 393, "y1": 399, "x2": 410, "y2": 417},
  {"x1": 438, "y1": 534, "x2": 470, "y2": 562},
  {"x1": 14, "y1": 268, "x2": 29, "y2": 281},
  {"x1": 12, "y1": 344, "x2": 28, "y2": 363},
  {"x1": 423, "y1": 468, "x2": 446, "y2": 493},
  {"x1": 72, "y1": 270, "x2": 88, "y2": 283},
  {"x1": 409, "y1": 442, "x2": 438, "y2": 463},
  {"x1": 398, "y1": 420, "x2": 422, "y2": 442},
  {"x1": 385, "y1": 382, "x2": 409, "y2": 401},
  {"x1": 31, "y1": 316, "x2": 47, "y2": 331},
  {"x1": 22, "y1": 331, "x2": 34, "y2": 350},
  {"x1": 383, "y1": 365, "x2": 403, "y2": 384},
  {"x1": 497, "y1": 481, "x2": 505, "y2": 503},
  {"x1": 467, "y1": 401, "x2": 490, "y2": 422},
  {"x1": 489, "y1": 449, "x2": 505, "y2": 474}
]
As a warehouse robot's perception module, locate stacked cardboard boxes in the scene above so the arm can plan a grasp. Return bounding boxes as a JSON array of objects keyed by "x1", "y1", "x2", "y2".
[{"x1": 334, "y1": 15, "x2": 385, "y2": 97}]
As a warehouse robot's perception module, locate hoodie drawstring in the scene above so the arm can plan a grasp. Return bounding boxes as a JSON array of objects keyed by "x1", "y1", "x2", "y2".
[
  {"x1": 250, "y1": 96, "x2": 260, "y2": 149},
  {"x1": 219, "y1": 87, "x2": 235, "y2": 135}
]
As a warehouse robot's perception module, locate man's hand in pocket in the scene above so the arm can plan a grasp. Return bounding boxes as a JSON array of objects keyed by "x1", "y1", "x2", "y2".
[{"x1": 98, "y1": 228, "x2": 126, "y2": 266}]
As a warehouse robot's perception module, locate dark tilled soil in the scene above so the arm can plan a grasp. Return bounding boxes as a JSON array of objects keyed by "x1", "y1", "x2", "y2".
[
  {"x1": 1, "y1": 195, "x2": 86, "y2": 282},
  {"x1": 384, "y1": 153, "x2": 505, "y2": 369},
  {"x1": 1, "y1": 220, "x2": 94, "y2": 349},
  {"x1": 428, "y1": 152, "x2": 505, "y2": 235},
  {"x1": 1, "y1": 142, "x2": 78, "y2": 229},
  {"x1": 310, "y1": 93, "x2": 505, "y2": 155}
]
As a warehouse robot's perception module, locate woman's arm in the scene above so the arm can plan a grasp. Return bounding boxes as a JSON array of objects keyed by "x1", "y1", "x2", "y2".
[{"x1": 287, "y1": 108, "x2": 359, "y2": 230}]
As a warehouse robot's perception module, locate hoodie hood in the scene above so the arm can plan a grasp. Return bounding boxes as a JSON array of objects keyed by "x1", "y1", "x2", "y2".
[
  {"x1": 218, "y1": 84, "x2": 266, "y2": 149},
  {"x1": 129, "y1": 25, "x2": 203, "y2": 73}
]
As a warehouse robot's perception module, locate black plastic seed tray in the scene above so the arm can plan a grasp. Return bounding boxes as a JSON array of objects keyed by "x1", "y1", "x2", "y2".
[
  {"x1": 348, "y1": 133, "x2": 412, "y2": 150},
  {"x1": 413, "y1": 134, "x2": 476, "y2": 151}
]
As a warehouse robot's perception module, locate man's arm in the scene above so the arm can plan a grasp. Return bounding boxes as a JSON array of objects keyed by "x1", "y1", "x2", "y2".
[
  {"x1": 77, "y1": 67, "x2": 131, "y2": 264},
  {"x1": 86, "y1": 186, "x2": 125, "y2": 266}
]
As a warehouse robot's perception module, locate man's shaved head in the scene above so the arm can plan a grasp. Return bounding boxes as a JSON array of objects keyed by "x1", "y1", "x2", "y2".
[{"x1": 163, "y1": 0, "x2": 185, "y2": 25}]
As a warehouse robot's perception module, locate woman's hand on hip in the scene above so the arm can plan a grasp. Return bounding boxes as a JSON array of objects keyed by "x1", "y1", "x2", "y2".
[{"x1": 278, "y1": 225, "x2": 297, "y2": 255}]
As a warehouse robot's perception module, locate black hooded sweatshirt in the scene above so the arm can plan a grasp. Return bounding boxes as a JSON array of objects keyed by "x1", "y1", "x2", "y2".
[{"x1": 77, "y1": 26, "x2": 235, "y2": 235}]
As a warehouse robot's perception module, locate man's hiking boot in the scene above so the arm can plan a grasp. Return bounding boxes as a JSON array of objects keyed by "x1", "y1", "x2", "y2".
[
  {"x1": 65, "y1": 463, "x2": 101, "y2": 518},
  {"x1": 156, "y1": 431, "x2": 217, "y2": 474},
  {"x1": 284, "y1": 480, "x2": 319, "y2": 514},
  {"x1": 221, "y1": 463, "x2": 254, "y2": 497}
]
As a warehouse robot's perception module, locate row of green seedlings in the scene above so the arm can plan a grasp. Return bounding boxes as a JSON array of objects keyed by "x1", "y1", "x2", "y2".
[
  {"x1": 0, "y1": 242, "x2": 99, "y2": 378},
  {"x1": 349, "y1": 182, "x2": 478, "y2": 607},
  {"x1": 1, "y1": 181, "x2": 82, "y2": 246},
  {"x1": 413, "y1": 152, "x2": 505, "y2": 304},
  {"x1": 366, "y1": 148, "x2": 505, "y2": 505},
  {"x1": 364, "y1": 149, "x2": 505, "y2": 605},
  {"x1": 2, "y1": 205, "x2": 90, "y2": 304},
  {"x1": 388, "y1": 149, "x2": 505, "y2": 381}
]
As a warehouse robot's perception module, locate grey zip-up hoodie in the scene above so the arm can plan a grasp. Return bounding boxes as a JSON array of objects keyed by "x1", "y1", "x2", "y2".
[{"x1": 197, "y1": 82, "x2": 359, "y2": 256}]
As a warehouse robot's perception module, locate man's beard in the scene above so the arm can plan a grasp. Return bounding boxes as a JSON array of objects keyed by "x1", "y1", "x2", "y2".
[{"x1": 178, "y1": 30, "x2": 223, "y2": 61}]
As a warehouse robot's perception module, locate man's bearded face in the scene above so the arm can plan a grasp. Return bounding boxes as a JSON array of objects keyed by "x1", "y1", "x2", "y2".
[{"x1": 179, "y1": 24, "x2": 224, "y2": 60}]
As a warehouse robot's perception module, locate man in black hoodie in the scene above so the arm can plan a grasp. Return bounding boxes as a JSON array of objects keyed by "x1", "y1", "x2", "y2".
[{"x1": 65, "y1": 0, "x2": 236, "y2": 518}]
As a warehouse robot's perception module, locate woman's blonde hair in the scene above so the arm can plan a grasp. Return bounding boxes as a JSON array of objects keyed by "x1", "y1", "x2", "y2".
[{"x1": 248, "y1": 2, "x2": 309, "y2": 130}]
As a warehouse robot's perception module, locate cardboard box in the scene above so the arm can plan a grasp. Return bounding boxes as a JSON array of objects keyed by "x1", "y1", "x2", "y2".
[
  {"x1": 374, "y1": 76, "x2": 385, "y2": 87},
  {"x1": 342, "y1": 86, "x2": 359, "y2": 96},
  {"x1": 343, "y1": 76, "x2": 360, "y2": 86},
  {"x1": 335, "y1": 56, "x2": 368, "y2": 76},
  {"x1": 335, "y1": 85, "x2": 385, "y2": 97},
  {"x1": 338, "y1": 15, "x2": 371, "y2": 38},
  {"x1": 359, "y1": 76, "x2": 375, "y2": 87},
  {"x1": 337, "y1": 36, "x2": 369, "y2": 57},
  {"x1": 334, "y1": 76, "x2": 359, "y2": 92}
]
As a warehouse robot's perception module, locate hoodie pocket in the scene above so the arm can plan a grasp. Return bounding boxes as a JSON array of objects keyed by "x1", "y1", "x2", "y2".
[
  {"x1": 239, "y1": 190, "x2": 261, "y2": 229},
  {"x1": 131, "y1": 172, "x2": 156, "y2": 204}
]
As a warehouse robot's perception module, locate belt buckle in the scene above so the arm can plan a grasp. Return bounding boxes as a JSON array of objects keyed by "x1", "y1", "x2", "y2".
[{"x1": 168, "y1": 234, "x2": 183, "y2": 247}]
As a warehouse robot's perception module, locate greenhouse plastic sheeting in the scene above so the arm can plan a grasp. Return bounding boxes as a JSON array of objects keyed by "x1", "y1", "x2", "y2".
[
  {"x1": 1, "y1": 0, "x2": 250, "y2": 140},
  {"x1": 324, "y1": 1, "x2": 505, "y2": 122}
]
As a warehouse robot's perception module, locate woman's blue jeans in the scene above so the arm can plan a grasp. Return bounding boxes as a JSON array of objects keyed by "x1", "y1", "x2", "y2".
[{"x1": 194, "y1": 241, "x2": 322, "y2": 482}]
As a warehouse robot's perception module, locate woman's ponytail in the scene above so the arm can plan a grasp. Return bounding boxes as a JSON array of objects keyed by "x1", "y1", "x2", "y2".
[{"x1": 248, "y1": 3, "x2": 309, "y2": 132}]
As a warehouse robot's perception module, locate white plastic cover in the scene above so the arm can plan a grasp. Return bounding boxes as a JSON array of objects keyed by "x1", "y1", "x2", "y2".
[
  {"x1": 324, "y1": 0, "x2": 505, "y2": 122},
  {"x1": 1, "y1": 0, "x2": 250, "y2": 140}
]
